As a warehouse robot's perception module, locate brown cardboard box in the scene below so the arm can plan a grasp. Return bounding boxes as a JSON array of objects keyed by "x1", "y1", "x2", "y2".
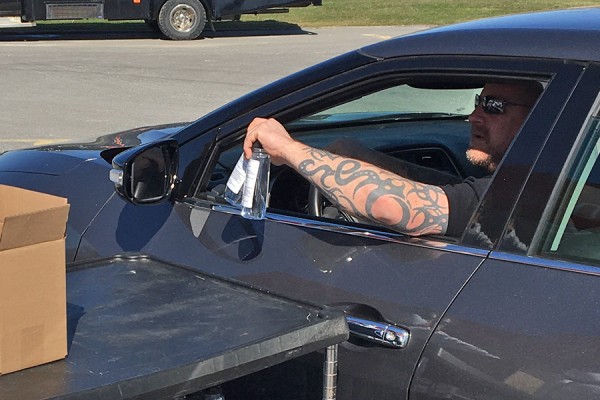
[{"x1": 0, "y1": 185, "x2": 70, "y2": 374}]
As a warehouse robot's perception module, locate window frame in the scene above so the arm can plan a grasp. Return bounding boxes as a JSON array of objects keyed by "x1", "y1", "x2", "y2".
[{"x1": 187, "y1": 56, "x2": 582, "y2": 249}]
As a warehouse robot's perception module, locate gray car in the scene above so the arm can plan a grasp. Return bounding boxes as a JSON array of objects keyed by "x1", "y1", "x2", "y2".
[{"x1": 0, "y1": 7, "x2": 599, "y2": 400}]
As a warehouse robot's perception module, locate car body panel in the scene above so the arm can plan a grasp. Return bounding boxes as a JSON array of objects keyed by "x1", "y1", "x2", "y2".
[
  {"x1": 0, "y1": 123, "x2": 186, "y2": 261},
  {"x1": 0, "y1": 162, "x2": 114, "y2": 261},
  {"x1": 362, "y1": 8, "x2": 600, "y2": 62},
  {"x1": 411, "y1": 256, "x2": 600, "y2": 400}
]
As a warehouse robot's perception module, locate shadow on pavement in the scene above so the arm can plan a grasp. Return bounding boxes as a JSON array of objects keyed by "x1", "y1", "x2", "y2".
[{"x1": 0, "y1": 20, "x2": 314, "y2": 41}]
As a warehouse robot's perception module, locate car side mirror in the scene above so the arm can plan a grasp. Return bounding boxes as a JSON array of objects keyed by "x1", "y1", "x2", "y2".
[{"x1": 109, "y1": 139, "x2": 179, "y2": 204}]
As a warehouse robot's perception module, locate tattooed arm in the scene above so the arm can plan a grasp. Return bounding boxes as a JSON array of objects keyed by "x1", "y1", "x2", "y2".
[
  {"x1": 244, "y1": 117, "x2": 449, "y2": 236},
  {"x1": 294, "y1": 146, "x2": 449, "y2": 235}
]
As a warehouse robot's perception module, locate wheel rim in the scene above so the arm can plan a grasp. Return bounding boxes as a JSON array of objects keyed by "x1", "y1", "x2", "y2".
[{"x1": 169, "y1": 4, "x2": 197, "y2": 33}]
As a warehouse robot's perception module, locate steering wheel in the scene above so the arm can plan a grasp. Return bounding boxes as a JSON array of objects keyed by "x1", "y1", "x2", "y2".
[{"x1": 308, "y1": 184, "x2": 356, "y2": 222}]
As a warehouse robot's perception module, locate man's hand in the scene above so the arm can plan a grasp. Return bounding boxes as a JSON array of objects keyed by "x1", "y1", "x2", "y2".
[
  {"x1": 244, "y1": 117, "x2": 299, "y2": 166},
  {"x1": 242, "y1": 117, "x2": 449, "y2": 236}
]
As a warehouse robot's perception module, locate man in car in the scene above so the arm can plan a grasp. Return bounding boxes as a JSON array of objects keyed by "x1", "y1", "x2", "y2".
[{"x1": 243, "y1": 81, "x2": 542, "y2": 237}]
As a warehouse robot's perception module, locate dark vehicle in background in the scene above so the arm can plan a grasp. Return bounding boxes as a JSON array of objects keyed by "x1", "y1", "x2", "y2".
[
  {"x1": 0, "y1": 0, "x2": 321, "y2": 40},
  {"x1": 1, "y1": 7, "x2": 600, "y2": 400}
]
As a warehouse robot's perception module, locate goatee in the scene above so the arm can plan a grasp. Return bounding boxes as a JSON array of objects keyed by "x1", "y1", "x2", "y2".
[{"x1": 466, "y1": 148, "x2": 496, "y2": 173}]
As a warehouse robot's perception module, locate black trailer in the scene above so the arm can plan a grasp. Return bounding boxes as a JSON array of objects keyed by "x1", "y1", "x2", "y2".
[
  {"x1": 0, "y1": 0, "x2": 321, "y2": 40},
  {"x1": 0, "y1": 256, "x2": 348, "y2": 399}
]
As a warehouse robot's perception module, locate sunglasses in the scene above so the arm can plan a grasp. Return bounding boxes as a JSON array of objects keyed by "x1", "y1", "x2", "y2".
[{"x1": 475, "y1": 94, "x2": 533, "y2": 114}]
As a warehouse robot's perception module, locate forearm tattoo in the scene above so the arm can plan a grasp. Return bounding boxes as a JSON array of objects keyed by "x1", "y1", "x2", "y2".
[{"x1": 297, "y1": 147, "x2": 449, "y2": 235}]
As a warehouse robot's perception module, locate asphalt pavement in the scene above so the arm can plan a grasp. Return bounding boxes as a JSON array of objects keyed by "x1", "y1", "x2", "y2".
[{"x1": 0, "y1": 25, "x2": 427, "y2": 152}]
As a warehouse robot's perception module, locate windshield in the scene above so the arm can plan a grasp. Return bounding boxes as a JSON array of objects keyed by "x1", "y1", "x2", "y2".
[{"x1": 293, "y1": 85, "x2": 480, "y2": 127}]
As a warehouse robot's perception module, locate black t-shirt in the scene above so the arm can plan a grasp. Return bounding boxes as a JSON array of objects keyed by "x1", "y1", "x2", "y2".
[{"x1": 442, "y1": 176, "x2": 492, "y2": 237}]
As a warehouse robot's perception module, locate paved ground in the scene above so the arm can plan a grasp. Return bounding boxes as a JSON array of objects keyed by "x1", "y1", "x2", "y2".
[{"x1": 0, "y1": 25, "x2": 427, "y2": 152}]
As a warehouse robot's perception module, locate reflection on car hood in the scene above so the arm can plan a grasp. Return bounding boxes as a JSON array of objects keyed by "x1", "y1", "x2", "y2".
[
  {"x1": 0, "y1": 123, "x2": 189, "y2": 176},
  {"x1": 36, "y1": 122, "x2": 189, "y2": 151}
]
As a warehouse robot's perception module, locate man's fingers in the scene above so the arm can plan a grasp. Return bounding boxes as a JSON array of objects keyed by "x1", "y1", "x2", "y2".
[
  {"x1": 243, "y1": 135, "x2": 255, "y2": 159},
  {"x1": 244, "y1": 117, "x2": 295, "y2": 164},
  {"x1": 244, "y1": 117, "x2": 265, "y2": 158}
]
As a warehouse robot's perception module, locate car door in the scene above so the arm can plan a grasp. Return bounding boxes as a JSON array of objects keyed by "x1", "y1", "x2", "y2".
[
  {"x1": 410, "y1": 65, "x2": 600, "y2": 399},
  {"x1": 78, "y1": 55, "x2": 583, "y2": 399}
]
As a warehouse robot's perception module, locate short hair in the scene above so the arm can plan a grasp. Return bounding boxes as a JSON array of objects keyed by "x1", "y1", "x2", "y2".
[
  {"x1": 513, "y1": 80, "x2": 544, "y2": 104},
  {"x1": 491, "y1": 80, "x2": 544, "y2": 106}
]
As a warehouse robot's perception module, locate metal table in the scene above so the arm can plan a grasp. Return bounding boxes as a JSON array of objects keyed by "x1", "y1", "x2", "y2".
[{"x1": 0, "y1": 257, "x2": 348, "y2": 399}]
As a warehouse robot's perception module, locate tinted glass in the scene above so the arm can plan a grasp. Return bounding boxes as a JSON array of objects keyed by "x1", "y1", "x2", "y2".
[{"x1": 537, "y1": 102, "x2": 600, "y2": 264}]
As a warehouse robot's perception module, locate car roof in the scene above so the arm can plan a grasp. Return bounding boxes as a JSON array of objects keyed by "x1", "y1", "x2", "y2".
[{"x1": 361, "y1": 8, "x2": 600, "y2": 62}]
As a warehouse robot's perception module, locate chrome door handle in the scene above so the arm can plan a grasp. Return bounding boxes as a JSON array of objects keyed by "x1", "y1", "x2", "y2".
[{"x1": 346, "y1": 316, "x2": 409, "y2": 348}]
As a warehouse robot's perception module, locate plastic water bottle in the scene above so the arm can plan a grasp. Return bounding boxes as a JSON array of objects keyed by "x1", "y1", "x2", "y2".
[
  {"x1": 240, "y1": 142, "x2": 270, "y2": 220},
  {"x1": 223, "y1": 154, "x2": 247, "y2": 206}
]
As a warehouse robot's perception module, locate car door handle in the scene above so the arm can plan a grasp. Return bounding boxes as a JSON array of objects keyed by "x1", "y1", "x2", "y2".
[{"x1": 346, "y1": 316, "x2": 409, "y2": 349}]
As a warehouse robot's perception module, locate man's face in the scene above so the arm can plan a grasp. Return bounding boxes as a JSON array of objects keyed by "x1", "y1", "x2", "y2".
[{"x1": 467, "y1": 83, "x2": 536, "y2": 172}]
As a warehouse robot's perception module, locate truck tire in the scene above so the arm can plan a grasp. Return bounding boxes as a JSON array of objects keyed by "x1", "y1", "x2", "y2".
[{"x1": 158, "y1": 0, "x2": 207, "y2": 40}]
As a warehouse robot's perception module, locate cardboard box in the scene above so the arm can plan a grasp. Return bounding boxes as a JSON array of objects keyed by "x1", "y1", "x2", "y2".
[{"x1": 0, "y1": 185, "x2": 69, "y2": 374}]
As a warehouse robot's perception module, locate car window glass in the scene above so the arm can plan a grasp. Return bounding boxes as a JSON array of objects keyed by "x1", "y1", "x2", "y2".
[{"x1": 536, "y1": 100, "x2": 600, "y2": 264}]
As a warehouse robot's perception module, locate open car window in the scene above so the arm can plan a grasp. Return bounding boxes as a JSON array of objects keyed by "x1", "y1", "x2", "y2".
[{"x1": 205, "y1": 75, "x2": 542, "y2": 242}]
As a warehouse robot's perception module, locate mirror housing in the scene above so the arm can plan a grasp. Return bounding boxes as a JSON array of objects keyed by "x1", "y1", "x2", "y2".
[{"x1": 110, "y1": 139, "x2": 179, "y2": 204}]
